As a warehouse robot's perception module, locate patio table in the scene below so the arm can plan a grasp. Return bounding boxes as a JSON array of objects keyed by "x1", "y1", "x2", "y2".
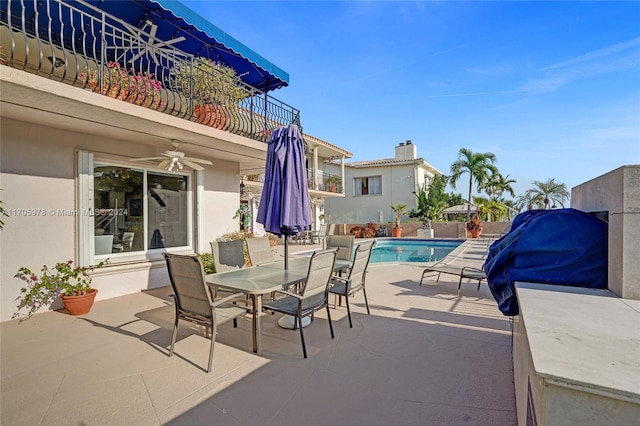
[{"x1": 206, "y1": 256, "x2": 350, "y2": 355}]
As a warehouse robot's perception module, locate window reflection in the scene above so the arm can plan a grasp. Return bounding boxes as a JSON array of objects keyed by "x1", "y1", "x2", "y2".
[
  {"x1": 93, "y1": 164, "x2": 189, "y2": 255},
  {"x1": 148, "y1": 173, "x2": 188, "y2": 249}
]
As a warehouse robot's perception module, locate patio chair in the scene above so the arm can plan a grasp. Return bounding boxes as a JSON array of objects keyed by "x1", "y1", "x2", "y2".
[
  {"x1": 246, "y1": 237, "x2": 275, "y2": 266},
  {"x1": 210, "y1": 240, "x2": 248, "y2": 299},
  {"x1": 311, "y1": 223, "x2": 329, "y2": 248},
  {"x1": 94, "y1": 234, "x2": 114, "y2": 255},
  {"x1": 262, "y1": 249, "x2": 338, "y2": 358},
  {"x1": 210, "y1": 240, "x2": 246, "y2": 272},
  {"x1": 112, "y1": 231, "x2": 135, "y2": 252},
  {"x1": 328, "y1": 242, "x2": 374, "y2": 327},
  {"x1": 419, "y1": 264, "x2": 486, "y2": 295},
  {"x1": 326, "y1": 235, "x2": 355, "y2": 263},
  {"x1": 163, "y1": 253, "x2": 249, "y2": 373}
]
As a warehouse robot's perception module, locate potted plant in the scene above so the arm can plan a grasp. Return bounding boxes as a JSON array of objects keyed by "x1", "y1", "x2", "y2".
[
  {"x1": 15, "y1": 259, "x2": 107, "y2": 319},
  {"x1": 409, "y1": 186, "x2": 433, "y2": 238},
  {"x1": 390, "y1": 204, "x2": 407, "y2": 237},
  {"x1": 171, "y1": 57, "x2": 249, "y2": 130},
  {"x1": 79, "y1": 62, "x2": 163, "y2": 109},
  {"x1": 466, "y1": 214, "x2": 483, "y2": 238},
  {"x1": 325, "y1": 175, "x2": 341, "y2": 192}
]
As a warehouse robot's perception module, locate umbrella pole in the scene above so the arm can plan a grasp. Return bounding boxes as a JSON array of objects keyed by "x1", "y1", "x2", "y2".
[{"x1": 284, "y1": 236, "x2": 289, "y2": 270}]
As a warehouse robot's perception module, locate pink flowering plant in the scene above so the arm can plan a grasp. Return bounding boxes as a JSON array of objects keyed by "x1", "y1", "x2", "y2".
[
  {"x1": 15, "y1": 259, "x2": 107, "y2": 318},
  {"x1": 79, "y1": 62, "x2": 163, "y2": 109}
]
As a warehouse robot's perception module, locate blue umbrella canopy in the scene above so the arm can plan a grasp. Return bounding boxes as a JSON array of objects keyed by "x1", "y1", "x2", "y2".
[{"x1": 257, "y1": 124, "x2": 311, "y2": 241}]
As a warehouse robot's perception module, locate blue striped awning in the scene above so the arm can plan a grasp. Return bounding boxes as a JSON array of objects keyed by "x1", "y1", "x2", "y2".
[{"x1": 83, "y1": 0, "x2": 289, "y2": 92}]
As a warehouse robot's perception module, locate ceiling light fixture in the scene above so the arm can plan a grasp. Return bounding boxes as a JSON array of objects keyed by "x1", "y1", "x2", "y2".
[{"x1": 166, "y1": 157, "x2": 184, "y2": 172}]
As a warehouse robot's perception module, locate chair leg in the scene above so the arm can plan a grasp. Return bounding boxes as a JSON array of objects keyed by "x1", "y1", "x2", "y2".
[
  {"x1": 362, "y1": 287, "x2": 370, "y2": 315},
  {"x1": 298, "y1": 314, "x2": 307, "y2": 358},
  {"x1": 457, "y1": 276, "x2": 463, "y2": 295},
  {"x1": 326, "y1": 305, "x2": 334, "y2": 338},
  {"x1": 170, "y1": 317, "x2": 179, "y2": 357},
  {"x1": 208, "y1": 321, "x2": 217, "y2": 373},
  {"x1": 345, "y1": 294, "x2": 353, "y2": 328}
]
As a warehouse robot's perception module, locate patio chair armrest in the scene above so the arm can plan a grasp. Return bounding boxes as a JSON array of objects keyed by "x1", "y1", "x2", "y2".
[
  {"x1": 330, "y1": 275, "x2": 349, "y2": 285},
  {"x1": 212, "y1": 292, "x2": 247, "y2": 307},
  {"x1": 461, "y1": 266, "x2": 484, "y2": 273},
  {"x1": 272, "y1": 289, "x2": 302, "y2": 300}
]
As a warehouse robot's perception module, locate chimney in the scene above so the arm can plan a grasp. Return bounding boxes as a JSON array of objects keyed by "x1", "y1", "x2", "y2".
[{"x1": 395, "y1": 140, "x2": 417, "y2": 160}]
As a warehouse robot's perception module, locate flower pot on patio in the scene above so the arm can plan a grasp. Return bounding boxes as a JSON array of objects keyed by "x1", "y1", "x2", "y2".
[
  {"x1": 469, "y1": 228, "x2": 482, "y2": 239},
  {"x1": 392, "y1": 227, "x2": 402, "y2": 237},
  {"x1": 60, "y1": 289, "x2": 98, "y2": 316},
  {"x1": 15, "y1": 260, "x2": 106, "y2": 319}
]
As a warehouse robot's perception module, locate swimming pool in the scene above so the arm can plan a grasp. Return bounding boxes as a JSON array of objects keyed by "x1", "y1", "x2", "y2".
[{"x1": 370, "y1": 239, "x2": 463, "y2": 263}]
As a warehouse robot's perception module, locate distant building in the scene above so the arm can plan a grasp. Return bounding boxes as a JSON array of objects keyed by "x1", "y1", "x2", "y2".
[{"x1": 323, "y1": 141, "x2": 443, "y2": 224}]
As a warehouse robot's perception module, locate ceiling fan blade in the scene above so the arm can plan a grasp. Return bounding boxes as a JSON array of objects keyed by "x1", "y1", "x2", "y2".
[
  {"x1": 162, "y1": 151, "x2": 184, "y2": 158},
  {"x1": 181, "y1": 159, "x2": 205, "y2": 170},
  {"x1": 157, "y1": 159, "x2": 171, "y2": 169},
  {"x1": 183, "y1": 157, "x2": 213, "y2": 165},
  {"x1": 130, "y1": 157, "x2": 164, "y2": 162}
]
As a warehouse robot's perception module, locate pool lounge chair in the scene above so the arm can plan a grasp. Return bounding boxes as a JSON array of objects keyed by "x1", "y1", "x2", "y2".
[{"x1": 419, "y1": 264, "x2": 486, "y2": 295}]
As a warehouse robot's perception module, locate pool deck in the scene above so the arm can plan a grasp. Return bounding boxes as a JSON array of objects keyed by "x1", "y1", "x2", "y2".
[{"x1": 0, "y1": 238, "x2": 516, "y2": 425}]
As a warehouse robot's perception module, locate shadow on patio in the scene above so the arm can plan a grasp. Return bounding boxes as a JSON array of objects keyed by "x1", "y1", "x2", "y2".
[{"x1": 0, "y1": 241, "x2": 516, "y2": 425}]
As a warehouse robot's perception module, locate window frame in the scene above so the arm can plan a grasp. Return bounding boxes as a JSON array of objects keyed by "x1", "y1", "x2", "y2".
[
  {"x1": 77, "y1": 150, "x2": 195, "y2": 266},
  {"x1": 353, "y1": 175, "x2": 382, "y2": 196}
]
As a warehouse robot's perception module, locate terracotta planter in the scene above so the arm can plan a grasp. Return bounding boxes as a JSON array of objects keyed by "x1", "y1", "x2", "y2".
[
  {"x1": 392, "y1": 227, "x2": 402, "y2": 237},
  {"x1": 469, "y1": 229, "x2": 482, "y2": 239},
  {"x1": 194, "y1": 104, "x2": 228, "y2": 130},
  {"x1": 60, "y1": 289, "x2": 98, "y2": 316}
]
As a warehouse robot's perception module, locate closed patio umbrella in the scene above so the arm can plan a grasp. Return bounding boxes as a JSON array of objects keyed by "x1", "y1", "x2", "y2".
[{"x1": 257, "y1": 123, "x2": 311, "y2": 269}]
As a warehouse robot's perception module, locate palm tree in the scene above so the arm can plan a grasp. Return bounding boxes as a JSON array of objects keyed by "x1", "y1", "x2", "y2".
[
  {"x1": 483, "y1": 173, "x2": 516, "y2": 201},
  {"x1": 473, "y1": 196, "x2": 508, "y2": 222},
  {"x1": 480, "y1": 172, "x2": 516, "y2": 221},
  {"x1": 514, "y1": 193, "x2": 536, "y2": 212},
  {"x1": 449, "y1": 148, "x2": 498, "y2": 220},
  {"x1": 524, "y1": 178, "x2": 569, "y2": 210}
]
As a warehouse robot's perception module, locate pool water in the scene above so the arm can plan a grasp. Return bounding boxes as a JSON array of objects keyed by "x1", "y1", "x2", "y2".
[{"x1": 370, "y1": 239, "x2": 462, "y2": 263}]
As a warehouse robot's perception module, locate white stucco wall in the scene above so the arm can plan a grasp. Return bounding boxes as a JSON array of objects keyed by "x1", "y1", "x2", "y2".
[
  {"x1": 324, "y1": 163, "x2": 420, "y2": 224},
  {"x1": 0, "y1": 117, "x2": 240, "y2": 321}
]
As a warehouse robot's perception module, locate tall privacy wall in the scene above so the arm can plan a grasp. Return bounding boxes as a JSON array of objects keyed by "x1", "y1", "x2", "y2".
[
  {"x1": 511, "y1": 164, "x2": 640, "y2": 426},
  {"x1": 571, "y1": 165, "x2": 640, "y2": 299}
]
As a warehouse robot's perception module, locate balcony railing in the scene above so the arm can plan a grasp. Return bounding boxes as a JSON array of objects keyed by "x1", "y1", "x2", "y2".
[
  {"x1": 246, "y1": 170, "x2": 343, "y2": 193},
  {"x1": 0, "y1": 0, "x2": 300, "y2": 143}
]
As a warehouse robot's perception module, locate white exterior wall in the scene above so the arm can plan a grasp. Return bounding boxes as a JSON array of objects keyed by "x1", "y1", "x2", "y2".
[
  {"x1": 0, "y1": 117, "x2": 239, "y2": 321},
  {"x1": 324, "y1": 162, "x2": 420, "y2": 224}
]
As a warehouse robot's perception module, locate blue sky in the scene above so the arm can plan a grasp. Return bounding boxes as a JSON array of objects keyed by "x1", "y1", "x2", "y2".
[{"x1": 183, "y1": 1, "x2": 640, "y2": 199}]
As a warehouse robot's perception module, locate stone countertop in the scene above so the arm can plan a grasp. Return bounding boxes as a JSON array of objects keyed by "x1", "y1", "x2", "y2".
[{"x1": 515, "y1": 282, "x2": 640, "y2": 402}]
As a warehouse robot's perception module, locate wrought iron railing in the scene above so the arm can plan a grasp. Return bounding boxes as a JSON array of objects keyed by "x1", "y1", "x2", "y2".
[
  {"x1": 246, "y1": 170, "x2": 343, "y2": 193},
  {"x1": 310, "y1": 169, "x2": 343, "y2": 193},
  {"x1": 0, "y1": 0, "x2": 300, "y2": 142}
]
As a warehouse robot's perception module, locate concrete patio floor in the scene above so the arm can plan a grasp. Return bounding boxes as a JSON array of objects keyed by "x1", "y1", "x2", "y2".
[{"x1": 0, "y1": 239, "x2": 516, "y2": 425}]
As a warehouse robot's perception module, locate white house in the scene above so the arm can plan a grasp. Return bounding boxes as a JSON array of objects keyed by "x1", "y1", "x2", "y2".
[
  {"x1": 0, "y1": 0, "x2": 348, "y2": 321},
  {"x1": 323, "y1": 141, "x2": 443, "y2": 224}
]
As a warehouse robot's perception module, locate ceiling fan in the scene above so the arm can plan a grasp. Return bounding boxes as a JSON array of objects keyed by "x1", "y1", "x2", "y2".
[{"x1": 130, "y1": 142, "x2": 212, "y2": 171}]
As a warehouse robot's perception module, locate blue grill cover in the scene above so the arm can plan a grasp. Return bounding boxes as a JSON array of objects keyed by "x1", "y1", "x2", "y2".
[{"x1": 484, "y1": 208, "x2": 607, "y2": 316}]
